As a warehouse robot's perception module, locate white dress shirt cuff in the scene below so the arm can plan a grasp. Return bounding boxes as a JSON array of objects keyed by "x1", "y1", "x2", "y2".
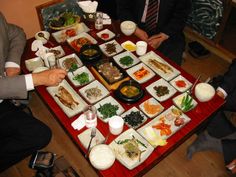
[
  {"x1": 25, "y1": 74, "x2": 35, "y2": 91},
  {"x1": 217, "y1": 87, "x2": 228, "y2": 98},
  {"x1": 5, "y1": 61, "x2": 20, "y2": 68}
]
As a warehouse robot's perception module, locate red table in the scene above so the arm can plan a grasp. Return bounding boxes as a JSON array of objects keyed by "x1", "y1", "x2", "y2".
[{"x1": 21, "y1": 24, "x2": 224, "y2": 177}]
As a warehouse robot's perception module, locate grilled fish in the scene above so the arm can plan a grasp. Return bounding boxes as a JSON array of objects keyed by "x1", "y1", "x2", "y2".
[
  {"x1": 148, "y1": 59, "x2": 173, "y2": 74},
  {"x1": 55, "y1": 86, "x2": 79, "y2": 109}
]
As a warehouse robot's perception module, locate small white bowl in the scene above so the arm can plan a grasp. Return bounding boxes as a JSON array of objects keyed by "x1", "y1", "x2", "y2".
[
  {"x1": 120, "y1": 21, "x2": 136, "y2": 36},
  {"x1": 195, "y1": 83, "x2": 215, "y2": 102},
  {"x1": 89, "y1": 144, "x2": 115, "y2": 170},
  {"x1": 35, "y1": 31, "x2": 50, "y2": 44}
]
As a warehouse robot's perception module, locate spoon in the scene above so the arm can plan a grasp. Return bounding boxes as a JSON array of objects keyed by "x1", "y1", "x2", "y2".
[
  {"x1": 38, "y1": 32, "x2": 54, "y2": 46},
  {"x1": 85, "y1": 128, "x2": 96, "y2": 158}
]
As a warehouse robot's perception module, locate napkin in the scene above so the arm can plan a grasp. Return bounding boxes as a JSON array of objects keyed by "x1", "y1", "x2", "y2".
[
  {"x1": 71, "y1": 114, "x2": 86, "y2": 130},
  {"x1": 31, "y1": 40, "x2": 49, "y2": 58},
  {"x1": 77, "y1": 0, "x2": 98, "y2": 13},
  {"x1": 103, "y1": 13, "x2": 111, "y2": 25}
]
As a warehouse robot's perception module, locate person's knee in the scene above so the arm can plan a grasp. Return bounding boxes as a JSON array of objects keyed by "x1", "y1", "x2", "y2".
[{"x1": 37, "y1": 125, "x2": 52, "y2": 149}]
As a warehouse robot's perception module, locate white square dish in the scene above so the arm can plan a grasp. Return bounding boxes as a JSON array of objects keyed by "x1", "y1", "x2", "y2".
[
  {"x1": 78, "y1": 128, "x2": 105, "y2": 149},
  {"x1": 46, "y1": 80, "x2": 88, "y2": 118},
  {"x1": 113, "y1": 51, "x2": 140, "y2": 69},
  {"x1": 96, "y1": 28, "x2": 115, "y2": 41},
  {"x1": 57, "y1": 53, "x2": 83, "y2": 71},
  {"x1": 25, "y1": 57, "x2": 44, "y2": 72},
  {"x1": 109, "y1": 128, "x2": 154, "y2": 170},
  {"x1": 121, "y1": 106, "x2": 147, "y2": 129},
  {"x1": 94, "y1": 96, "x2": 125, "y2": 123},
  {"x1": 67, "y1": 66, "x2": 95, "y2": 87},
  {"x1": 79, "y1": 80, "x2": 110, "y2": 104},
  {"x1": 121, "y1": 40, "x2": 136, "y2": 52},
  {"x1": 99, "y1": 39, "x2": 123, "y2": 57},
  {"x1": 126, "y1": 63, "x2": 155, "y2": 84},
  {"x1": 139, "y1": 97, "x2": 164, "y2": 118},
  {"x1": 146, "y1": 78, "x2": 177, "y2": 102},
  {"x1": 170, "y1": 75, "x2": 192, "y2": 92},
  {"x1": 139, "y1": 51, "x2": 180, "y2": 81},
  {"x1": 48, "y1": 45, "x2": 65, "y2": 59}
]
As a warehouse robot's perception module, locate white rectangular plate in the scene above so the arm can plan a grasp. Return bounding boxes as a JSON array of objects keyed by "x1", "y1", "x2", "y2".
[
  {"x1": 99, "y1": 39, "x2": 123, "y2": 57},
  {"x1": 137, "y1": 105, "x2": 191, "y2": 144},
  {"x1": 94, "y1": 96, "x2": 125, "y2": 123},
  {"x1": 146, "y1": 78, "x2": 177, "y2": 102},
  {"x1": 139, "y1": 97, "x2": 164, "y2": 118},
  {"x1": 67, "y1": 66, "x2": 95, "y2": 87},
  {"x1": 113, "y1": 51, "x2": 140, "y2": 69},
  {"x1": 25, "y1": 57, "x2": 44, "y2": 72},
  {"x1": 109, "y1": 128, "x2": 154, "y2": 170},
  {"x1": 139, "y1": 51, "x2": 180, "y2": 81},
  {"x1": 126, "y1": 63, "x2": 155, "y2": 84},
  {"x1": 79, "y1": 80, "x2": 110, "y2": 104},
  {"x1": 52, "y1": 22, "x2": 90, "y2": 43},
  {"x1": 169, "y1": 75, "x2": 192, "y2": 92},
  {"x1": 121, "y1": 40, "x2": 136, "y2": 52},
  {"x1": 46, "y1": 80, "x2": 88, "y2": 118},
  {"x1": 121, "y1": 106, "x2": 148, "y2": 129},
  {"x1": 57, "y1": 53, "x2": 83, "y2": 71}
]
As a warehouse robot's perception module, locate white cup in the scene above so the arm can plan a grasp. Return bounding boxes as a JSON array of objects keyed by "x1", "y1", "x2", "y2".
[
  {"x1": 84, "y1": 105, "x2": 97, "y2": 128},
  {"x1": 46, "y1": 53, "x2": 56, "y2": 69},
  {"x1": 95, "y1": 11, "x2": 103, "y2": 30},
  {"x1": 136, "y1": 41, "x2": 147, "y2": 56},
  {"x1": 108, "y1": 116, "x2": 124, "y2": 135}
]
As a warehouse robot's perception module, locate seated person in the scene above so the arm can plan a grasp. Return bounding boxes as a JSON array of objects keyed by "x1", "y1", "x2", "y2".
[
  {"x1": 187, "y1": 59, "x2": 236, "y2": 174},
  {"x1": 115, "y1": 0, "x2": 192, "y2": 65},
  {"x1": 0, "y1": 12, "x2": 67, "y2": 172}
]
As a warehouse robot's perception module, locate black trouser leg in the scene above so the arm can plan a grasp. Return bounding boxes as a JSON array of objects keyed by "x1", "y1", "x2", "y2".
[{"x1": 0, "y1": 101, "x2": 52, "y2": 172}]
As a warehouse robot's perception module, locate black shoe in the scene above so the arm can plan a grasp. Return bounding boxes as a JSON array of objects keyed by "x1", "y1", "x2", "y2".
[{"x1": 35, "y1": 168, "x2": 52, "y2": 177}]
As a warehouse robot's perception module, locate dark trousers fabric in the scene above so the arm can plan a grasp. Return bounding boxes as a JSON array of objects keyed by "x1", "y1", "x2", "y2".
[
  {"x1": 207, "y1": 110, "x2": 236, "y2": 164},
  {"x1": 0, "y1": 101, "x2": 52, "y2": 172},
  {"x1": 157, "y1": 33, "x2": 186, "y2": 65}
]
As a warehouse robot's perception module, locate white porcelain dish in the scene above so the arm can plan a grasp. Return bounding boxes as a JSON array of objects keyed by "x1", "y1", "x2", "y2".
[
  {"x1": 99, "y1": 39, "x2": 123, "y2": 57},
  {"x1": 57, "y1": 53, "x2": 83, "y2": 71},
  {"x1": 146, "y1": 78, "x2": 177, "y2": 102},
  {"x1": 170, "y1": 75, "x2": 192, "y2": 92},
  {"x1": 46, "y1": 80, "x2": 88, "y2": 118},
  {"x1": 109, "y1": 128, "x2": 154, "y2": 170},
  {"x1": 25, "y1": 57, "x2": 44, "y2": 72},
  {"x1": 113, "y1": 51, "x2": 140, "y2": 69},
  {"x1": 139, "y1": 97, "x2": 164, "y2": 118},
  {"x1": 139, "y1": 51, "x2": 180, "y2": 81},
  {"x1": 137, "y1": 105, "x2": 191, "y2": 144},
  {"x1": 94, "y1": 96, "x2": 125, "y2": 123},
  {"x1": 48, "y1": 45, "x2": 65, "y2": 59},
  {"x1": 121, "y1": 40, "x2": 136, "y2": 52},
  {"x1": 96, "y1": 28, "x2": 115, "y2": 41},
  {"x1": 126, "y1": 62, "x2": 155, "y2": 84},
  {"x1": 67, "y1": 66, "x2": 95, "y2": 87},
  {"x1": 79, "y1": 80, "x2": 110, "y2": 104},
  {"x1": 52, "y1": 22, "x2": 90, "y2": 43},
  {"x1": 121, "y1": 106, "x2": 147, "y2": 129}
]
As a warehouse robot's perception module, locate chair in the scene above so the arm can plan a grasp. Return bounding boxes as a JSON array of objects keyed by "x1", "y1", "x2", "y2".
[{"x1": 36, "y1": 0, "x2": 83, "y2": 31}]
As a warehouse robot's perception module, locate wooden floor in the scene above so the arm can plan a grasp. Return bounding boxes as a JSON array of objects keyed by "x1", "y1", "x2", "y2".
[{"x1": 0, "y1": 51, "x2": 233, "y2": 177}]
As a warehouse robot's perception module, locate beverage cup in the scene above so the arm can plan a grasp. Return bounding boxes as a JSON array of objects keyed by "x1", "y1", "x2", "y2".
[
  {"x1": 95, "y1": 11, "x2": 103, "y2": 30},
  {"x1": 84, "y1": 105, "x2": 97, "y2": 128},
  {"x1": 46, "y1": 52, "x2": 56, "y2": 69},
  {"x1": 108, "y1": 116, "x2": 124, "y2": 135},
  {"x1": 136, "y1": 41, "x2": 147, "y2": 56}
]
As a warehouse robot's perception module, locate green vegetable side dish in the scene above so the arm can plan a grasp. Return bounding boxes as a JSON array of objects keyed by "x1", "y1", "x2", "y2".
[
  {"x1": 98, "y1": 103, "x2": 119, "y2": 119},
  {"x1": 115, "y1": 135, "x2": 147, "y2": 148},
  {"x1": 180, "y1": 94, "x2": 194, "y2": 112},
  {"x1": 69, "y1": 63, "x2": 78, "y2": 72},
  {"x1": 73, "y1": 72, "x2": 89, "y2": 85},
  {"x1": 119, "y1": 56, "x2": 134, "y2": 66}
]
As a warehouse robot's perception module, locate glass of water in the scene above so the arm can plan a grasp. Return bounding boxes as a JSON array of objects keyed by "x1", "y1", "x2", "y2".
[{"x1": 84, "y1": 105, "x2": 97, "y2": 128}]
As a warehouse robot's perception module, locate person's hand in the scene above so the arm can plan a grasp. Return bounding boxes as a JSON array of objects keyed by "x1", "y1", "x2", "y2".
[
  {"x1": 148, "y1": 33, "x2": 169, "y2": 49},
  {"x1": 134, "y1": 27, "x2": 149, "y2": 41},
  {"x1": 226, "y1": 159, "x2": 236, "y2": 174},
  {"x1": 5, "y1": 67, "x2": 21, "y2": 77},
  {"x1": 32, "y1": 68, "x2": 67, "y2": 87},
  {"x1": 216, "y1": 90, "x2": 225, "y2": 99}
]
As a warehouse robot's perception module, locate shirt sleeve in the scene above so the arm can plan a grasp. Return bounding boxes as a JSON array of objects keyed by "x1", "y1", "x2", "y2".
[
  {"x1": 24, "y1": 74, "x2": 34, "y2": 91},
  {"x1": 217, "y1": 87, "x2": 228, "y2": 99}
]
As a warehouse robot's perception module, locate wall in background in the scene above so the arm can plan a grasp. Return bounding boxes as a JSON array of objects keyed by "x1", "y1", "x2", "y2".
[{"x1": 0, "y1": 0, "x2": 50, "y2": 39}]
